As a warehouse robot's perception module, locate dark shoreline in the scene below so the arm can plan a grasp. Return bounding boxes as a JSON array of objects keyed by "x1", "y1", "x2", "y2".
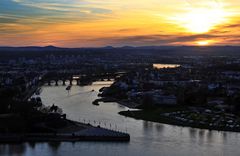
[
  {"x1": 119, "y1": 110, "x2": 240, "y2": 133},
  {"x1": 93, "y1": 97, "x2": 140, "y2": 109},
  {"x1": 0, "y1": 86, "x2": 130, "y2": 143},
  {"x1": 0, "y1": 120, "x2": 130, "y2": 143},
  {"x1": 93, "y1": 94, "x2": 240, "y2": 133},
  {"x1": 0, "y1": 134, "x2": 130, "y2": 143}
]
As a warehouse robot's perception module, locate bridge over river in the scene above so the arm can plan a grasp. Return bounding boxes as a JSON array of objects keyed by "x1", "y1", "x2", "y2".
[{"x1": 42, "y1": 71, "x2": 126, "y2": 86}]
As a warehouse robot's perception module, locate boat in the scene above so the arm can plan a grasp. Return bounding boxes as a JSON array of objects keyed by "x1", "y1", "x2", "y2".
[
  {"x1": 92, "y1": 100, "x2": 100, "y2": 106},
  {"x1": 36, "y1": 97, "x2": 42, "y2": 104},
  {"x1": 35, "y1": 88, "x2": 42, "y2": 95},
  {"x1": 66, "y1": 85, "x2": 72, "y2": 91}
]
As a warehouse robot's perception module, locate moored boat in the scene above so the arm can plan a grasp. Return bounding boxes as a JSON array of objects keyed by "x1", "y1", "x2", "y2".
[{"x1": 66, "y1": 85, "x2": 72, "y2": 91}]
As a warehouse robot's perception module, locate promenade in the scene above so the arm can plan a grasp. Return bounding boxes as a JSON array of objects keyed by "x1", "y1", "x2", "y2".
[{"x1": 0, "y1": 126, "x2": 130, "y2": 143}]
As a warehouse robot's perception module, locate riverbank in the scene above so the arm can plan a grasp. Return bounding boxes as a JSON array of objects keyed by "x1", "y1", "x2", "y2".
[
  {"x1": 0, "y1": 87, "x2": 130, "y2": 143},
  {"x1": 0, "y1": 120, "x2": 130, "y2": 143},
  {"x1": 0, "y1": 130, "x2": 130, "y2": 143},
  {"x1": 97, "y1": 94, "x2": 240, "y2": 133},
  {"x1": 119, "y1": 108, "x2": 240, "y2": 133},
  {"x1": 93, "y1": 97, "x2": 140, "y2": 109}
]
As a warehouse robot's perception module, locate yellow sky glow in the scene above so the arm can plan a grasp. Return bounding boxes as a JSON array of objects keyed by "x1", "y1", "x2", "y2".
[
  {"x1": 174, "y1": 7, "x2": 228, "y2": 33},
  {"x1": 0, "y1": 0, "x2": 239, "y2": 47},
  {"x1": 196, "y1": 40, "x2": 213, "y2": 46}
]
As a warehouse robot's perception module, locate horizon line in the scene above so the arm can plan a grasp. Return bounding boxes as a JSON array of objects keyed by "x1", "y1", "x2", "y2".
[{"x1": 0, "y1": 45, "x2": 238, "y2": 49}]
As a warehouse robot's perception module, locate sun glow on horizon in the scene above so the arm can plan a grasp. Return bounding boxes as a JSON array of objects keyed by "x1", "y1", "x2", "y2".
[{"x1": 196, "y1": 40, "x2": 213, "y2": 46}]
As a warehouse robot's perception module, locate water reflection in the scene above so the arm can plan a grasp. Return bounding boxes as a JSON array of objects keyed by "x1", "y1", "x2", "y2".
[
  {"x1": 0, "y1": 144, "x2": 26, "y2": 156},
  {"x1": 153, "y1": 64, "x2": 180, "y2": 69},
  {"x1": 155, "y1": 124, "x2": 164, "y2": 133},
  {"x1": 143, "y1": 121, "x2": 153, "y2": 131},
  {"x1": 198, "y1": 130, "x2": 205, "y2": 145},
  {"x1": 48, "y1": 142, "x2": 61, "y2": 152},
  {"x1": 207, "y1": 131, "x2": 213, "y2": 143},
  {"x1": 28, "y1": 142, "x2": 36, "y2": 149},
  {"x1": 189, "y1": 128, "x2": 197, "y2": 139},
  {"x1": 222, "y1": 132, "x2": 228, "y2": 143}
]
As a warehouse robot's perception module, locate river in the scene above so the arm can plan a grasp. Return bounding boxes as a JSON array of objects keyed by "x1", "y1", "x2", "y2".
[{"x1": 0, "y1": 81, "x2": 240, "y2": 156}]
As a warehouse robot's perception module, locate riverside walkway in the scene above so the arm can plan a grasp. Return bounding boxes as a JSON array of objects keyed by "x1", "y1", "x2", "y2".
[
  {"x1": 76, "y1": 127, "x2": 126, "y2": 136},
  {"x1": 0, "y1": 126, "x2": 130, "y2": 143}
]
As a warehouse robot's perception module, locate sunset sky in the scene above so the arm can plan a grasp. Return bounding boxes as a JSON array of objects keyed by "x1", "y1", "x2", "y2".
[{"x1": 0, "y1": 0, "x2": 240, "y2": 47}]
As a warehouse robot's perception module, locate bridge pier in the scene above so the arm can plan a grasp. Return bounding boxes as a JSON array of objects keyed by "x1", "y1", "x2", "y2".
[
  {"x1": 48, "y1": 81, "x2": 51, "y2": 86},
  {"x1": 77, "y1": 80, "x2": 80, "y2": 85},
  {"x1": 63, "y1": 80, "x2": 66, "y2": 86},
  {"x1": 70, "y1": 79, "x2": 73, "y2": 85},
  {"x1": 55, "y1": 80, "x2": 58, "y2": 86}
]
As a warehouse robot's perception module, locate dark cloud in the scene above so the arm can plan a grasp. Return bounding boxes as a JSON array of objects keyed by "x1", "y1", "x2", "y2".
[
  {"x1": 210, "y1": 21, "x2": 240, "y2": 34},
  {"x1": 116, "y1": 28, "x2": 139, "y2": 32},
  {"x1": 221, "y1": 23, "x2": 240, "y2": 29},
  {"x1": 172, "y1": 34, "x2": 219, "y2": 42},
  {"x1": 87, "y1": 33, "x2": 240, "y2": 46}
]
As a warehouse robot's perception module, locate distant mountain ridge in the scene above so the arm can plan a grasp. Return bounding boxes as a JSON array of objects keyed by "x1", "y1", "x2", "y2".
[
  {"x1": 0, "y1": 46, "x2": 240, "y2": 58},
  {"x1": 0, "y1": 45, "x2": 238, "y2": 50}
]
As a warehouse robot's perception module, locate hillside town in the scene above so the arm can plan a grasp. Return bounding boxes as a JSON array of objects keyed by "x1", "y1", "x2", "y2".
[{"x1": 99, "y1": 57, "x2": 240, "y2": 131}]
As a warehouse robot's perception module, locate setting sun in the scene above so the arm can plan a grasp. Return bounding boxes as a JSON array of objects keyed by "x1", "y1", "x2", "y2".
[{"x1": 196, "y1": 40, "x2": 212, "y2": 46}]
